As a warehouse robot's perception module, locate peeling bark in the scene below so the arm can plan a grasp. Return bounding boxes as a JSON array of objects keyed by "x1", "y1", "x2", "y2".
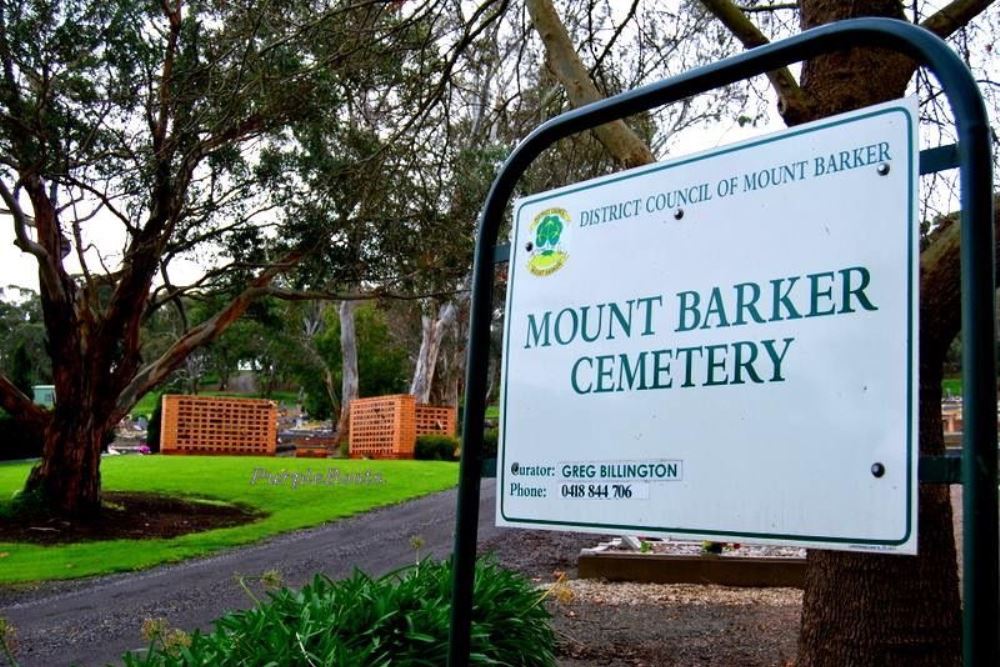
[
  {"x1": 410, "y1": 301, "x2": 458, "y2": 404},
  {"x1": 335, "y1": 300, "x2": 358, "y2": 443}
]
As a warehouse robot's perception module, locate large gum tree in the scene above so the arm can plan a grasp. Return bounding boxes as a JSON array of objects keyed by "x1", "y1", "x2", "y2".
[
  {"x1": 0, "y1": 0, "x2": 503, "y2": 517},
  {"x1": 527, "y1": 0, "x2": 998, "y2": 664}
]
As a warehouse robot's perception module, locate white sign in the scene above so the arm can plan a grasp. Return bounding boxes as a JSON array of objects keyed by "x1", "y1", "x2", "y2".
[{"x1": 497, "y1": 98, "x2": 919, "y2": 554}]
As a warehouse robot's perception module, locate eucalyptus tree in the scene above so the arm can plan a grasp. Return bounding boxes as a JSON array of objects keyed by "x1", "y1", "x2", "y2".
[
  {"x1": 526, "y1": 0, "x2": 998, "y2": 664},
  {"x1": 0, "y1": 0, "x2": 503, "y2": 516},
  {"x1": 695, "y1": 3, "x2": 998, "y2": 665}
]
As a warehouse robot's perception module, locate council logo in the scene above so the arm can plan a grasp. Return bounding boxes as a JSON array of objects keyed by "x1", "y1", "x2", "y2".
[{"x1": 527, "y1": 207, "x2": 570, "y2": 276}]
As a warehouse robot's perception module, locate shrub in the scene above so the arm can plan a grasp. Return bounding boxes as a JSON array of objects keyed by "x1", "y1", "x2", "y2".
[
  {"x1": 481, "y1": 428, "x2": 499, "y2": 458},
  {"x1": 0, "y1": 416, "x2": 42, "y2": 461},
  {"x1": 121, "y1": 558, "x2": 555, "y2": 666},
  {"x1": 145, "y1": 401, "x2": 163, "y2": 454},
  {"x1": 415, "y1": 434, "x2": 459, "y2": 461}
]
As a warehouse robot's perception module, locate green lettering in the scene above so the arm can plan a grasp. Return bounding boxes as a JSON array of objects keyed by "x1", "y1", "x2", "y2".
[
  {"x1": 704, "y1": 344, "x2": 729, "y2": 386},
  {"x1": 650, "y1": 349, "x2": 673, "y2": 389},
  {"x1": 734, "y1": 282, "x2": 765, "y2": 325},
  {"x1": 595, "y1": 354, "x2": 615, "y2": 393},
  {"x1": 554, "y1": 308, "x2": 579, "y2": 345},
  {"x1": 618, "y1": 351, "x2": 648, "y2": 391},
  {"x1": 607, "y1": 300, "x2": 633, "y2": 340},
  {"x1": 807, "y1": 271, "x2": 836, "y2": 317},
  {"x1": 676, "y1": 291, "x2": 701, "y2": 331},
  {"x1": 700, "y1": 287, "x2": 730, "y2": 329},
  {"x1": 579, "y1": 304, "x2": 604, "y2": 343},
  {"x1": 762, "y1": 338, "x2": 794, "y2": 382},
  {"x1": 571, "y1": 357, "x2": 593, "y2": 394},
  {"x1": 838, "y1": 266, "x2": 878, "y2": 313},
  {"x1": 525, "y1": 311, "x2": 551, "y2": 349},
  {"x1": 732, "y1": 341, "x2": 764, "y2": 384},
  {"x1": 636, "y1": 295, "x2": 663, "y2": 336},
  {"x1": 675, "y1": 346, "x2": 703, "y2": 387},
  {"x1": 769, "y1": 277, "x2": 802, "y2": 321}
]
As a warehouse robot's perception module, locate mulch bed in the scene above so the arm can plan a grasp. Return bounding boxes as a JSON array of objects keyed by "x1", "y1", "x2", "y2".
[
  {"x1": 0, "y1": 492, "x2": 264, "y2": 545},
  {"x1": 480, "y1": 529, "x2": 801, "y2": 667}
]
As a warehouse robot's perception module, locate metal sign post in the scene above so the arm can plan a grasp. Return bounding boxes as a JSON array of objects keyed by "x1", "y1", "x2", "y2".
[{"x1": 448, "y1": 17, "x2": 996, "y2": 666}]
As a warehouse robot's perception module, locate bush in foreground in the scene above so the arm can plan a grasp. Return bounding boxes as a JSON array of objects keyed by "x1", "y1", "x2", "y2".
[
  {"x1": 414, "y1": 434, "x2": 459, "y2": 461},
  {"x1": 122, "y1": 558, "x2": 555, "y2": 666}
]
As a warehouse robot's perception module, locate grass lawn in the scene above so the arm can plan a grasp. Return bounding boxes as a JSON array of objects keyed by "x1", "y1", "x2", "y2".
[
  {"x1": 0, "y1": 456, "x2": 457, "y2": 584},
  {"x1": 942, "y1": 377, "x2": 962, "y2": 398}
]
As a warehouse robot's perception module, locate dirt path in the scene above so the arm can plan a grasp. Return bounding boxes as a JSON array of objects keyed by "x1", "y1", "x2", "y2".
[{"x1": 0, "y1": 482, "x2": 502, "y2": 667}]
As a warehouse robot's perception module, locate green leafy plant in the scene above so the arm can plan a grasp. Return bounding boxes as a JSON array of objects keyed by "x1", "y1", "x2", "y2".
[
  {"x1": 701, "y1": 541, "x2": 724, "y2": 555},
  {"x1": 121, "y1": 558, "x2": 555, "y2": 666},
  {"x1": 481, "y1": 428, "x2": 499, "y2": 459},
  {"x1": 0, "y1": 616, "x2": 18, "y2": 666},
  {"x1": 415, "y1": 434, "x2": 459, "y2": 461}
]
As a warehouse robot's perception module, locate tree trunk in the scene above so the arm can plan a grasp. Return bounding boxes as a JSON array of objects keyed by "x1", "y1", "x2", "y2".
[
  {"x1": 335, "y1": 300, "x2": 358, "y2": 443},
  {"x1": 429, "y1": 311, "x2": 464, "y2": 407},
  {"x1": 409, "y1": 301, "x2": 457, "y2": 404},
  {"x1": 24, "y1": 406, "x2": 107, "y2": 517},
  {"x1": 793, "y1": 2, "x2": 962, "y2": 664},
  {"x1": 322, "y1": 366, "x2": 339, "y2": 422},
  {"x1": 798, "y1": 354, "x2": 961, "y2": 666},
  {"x1": 529, "y1": 1, "x2": 978, "y2": 663},
  {"x1": 525, "y1": 0, "x2": 655, "y2": 168}
]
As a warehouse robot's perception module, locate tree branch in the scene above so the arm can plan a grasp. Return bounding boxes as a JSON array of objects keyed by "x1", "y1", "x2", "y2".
[
  {"x1": 113, "y1": 249, "x2": 307, "y2": 420},
  {"x1": 265, "y1": 285, "x2": 469, "y2": 303},
  {"x1": 0, "y1": 180, "x2": 47, "y2": 261},
  {"x1": 738, "y1": 2, "x2": 797, "y2": 13},
  {"x1": 526, "y1": 0, "x2": 655, "y2": 168},
  {"x1": 921, "y1": 0, "x2": 996, "y2": 41},
  {"x1": 588, "y1": 0, "x2": 640, "y2": 80},
  {"x1": 0, "y1": 372, "x2": 48, "y2": 429},
  {"x1": 699, "y1": 0, "x2": 815, "y2": 123},
  {"x1": 920, "y1": 194, "x2": 1000, "y2": 360}
]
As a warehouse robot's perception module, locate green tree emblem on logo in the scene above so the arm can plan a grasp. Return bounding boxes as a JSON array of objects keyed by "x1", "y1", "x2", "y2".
[{"x1": 535, "y1": 214, "x2": 563, "y2": 255}]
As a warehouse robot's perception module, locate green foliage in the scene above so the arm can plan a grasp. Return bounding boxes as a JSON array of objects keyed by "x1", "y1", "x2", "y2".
[
  {"x1": 0, "y1": 615, "x2": 16, "y2": 666},
  {"x1": 942, "y1": 377, "x2": 962, "y2": 398},
  {"x1": 0, "y1": 287, "x2": 49, "y2": 392},
  {"x1": 121, "y1": 558, "x2": 554, "y2": 667},
  {"x1": 701, "y1": 541, "x2": 724, "y2": 555},
  {"x1": 9, "y1": 343, "x2": 34, "y2": 397},
  {"x1": 481, "y1": 428, "x2": 499, "y2": 459},
  {"x1": 131, "y1": 393, "x2": 162, "y2": 421},
  {"x1": 301, "y1": 302, "x2": 410, "y2": 419},
  {"x1": 415, "y1": 435, "x2": 459, "y2": 461}
]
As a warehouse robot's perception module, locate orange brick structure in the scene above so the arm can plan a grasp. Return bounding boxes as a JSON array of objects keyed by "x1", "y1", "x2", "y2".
[
  {"x1": 160, "y1": 394, "x2": 277, "y2": 456},
  {"x1": 348, "y1": 395, "x2": 457, "y2": 459},
  {"x1": 348, "y1": 394, "x2": 416, "y2": 459},
  {"x1": 415, "y1": 404, "x2": 458, "y2": 437}
]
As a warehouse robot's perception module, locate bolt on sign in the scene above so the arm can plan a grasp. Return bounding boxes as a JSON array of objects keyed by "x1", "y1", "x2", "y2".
[{"x1": 497, "y1": 97, "x2": 919, "y2": 554}]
